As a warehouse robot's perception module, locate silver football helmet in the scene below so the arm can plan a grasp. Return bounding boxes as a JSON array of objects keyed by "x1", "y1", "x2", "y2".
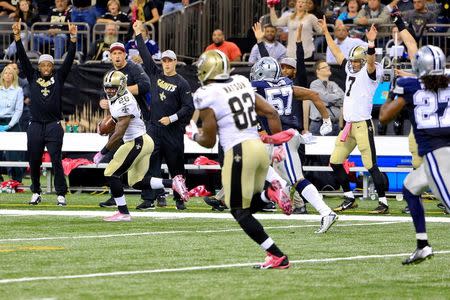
[
  {"x1": 412, "y1": 45, "x2": 446, "y2": 78},
  {"x1": 250, "y1": 57, "x2": 281, "y2": 81}
]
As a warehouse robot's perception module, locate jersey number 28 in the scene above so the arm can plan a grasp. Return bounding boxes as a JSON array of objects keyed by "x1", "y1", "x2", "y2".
[
  {"x1": 414, "y1": 88, "x2": 450, "y2": 129},
  {"x1": 228, "y1": 93, "x2": 258, "y2": 130}
]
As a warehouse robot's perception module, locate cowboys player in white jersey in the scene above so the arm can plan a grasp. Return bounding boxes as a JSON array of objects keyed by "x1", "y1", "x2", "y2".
[
  {"x1": 186, "y1": 49, "x2": 291, "y2": 269},
  {"x1": 318, "y1": 17, "x2": 388, "y2": 214},
  {"x1": 251, "y1": 56, "x2": 338, "y2": 233},
  {"x1": 93, "y1": 70, "x2": 189, "y2": 221}
]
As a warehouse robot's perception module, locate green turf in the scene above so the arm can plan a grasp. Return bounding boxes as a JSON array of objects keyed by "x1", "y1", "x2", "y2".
[{"x1": 0, "y1": 192, "x2": 449, "y2": 299}]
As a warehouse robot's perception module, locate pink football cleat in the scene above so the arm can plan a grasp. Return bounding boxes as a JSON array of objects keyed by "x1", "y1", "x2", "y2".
[
  {"x1": 103, "y1": 211, "x2": 131, "y2": 222},
  {"x1": 254, "y1": 252, "x2": 290, "y2": 269},
  {"x1": 267, "y1": 180, "x2": 293, "y2": 215},
  {"x1": 172, "y1": 175, "x2": 190, "y2": 202}
]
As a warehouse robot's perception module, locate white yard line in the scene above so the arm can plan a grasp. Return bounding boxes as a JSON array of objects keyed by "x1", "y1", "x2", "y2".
[
  {"x1": 1, "y1": 250, "x2": 449, "y2": 284},
  {"x1": 0, "y1": 221, "x2": 402, "y2": 242},
  {"x1": 1, "y1": 209, "x2": 450, "y2": 222}
]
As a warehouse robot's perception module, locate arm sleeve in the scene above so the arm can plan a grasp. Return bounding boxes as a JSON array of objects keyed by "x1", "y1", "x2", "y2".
[
  {"x1": 257, "y1": 42, "x2": 269, "y2": 58},
  {"x1": 271, "y1": 13, "x2": 289, "y2": 27},
  {"x1": 15, "y1": 38, "x2": 34, "y2": 82},
  {"x1": 296, "y1": 42, "x2": 308, "y2": 88},
  {"x1": 248, "y1": 45, "x2": 260, "y2": 63},
  {"x1": 59, "y1": 40, "x2": 76, "y2": 82},
  {"x1": 175, "y1": 80, "x2": 195, "y2": 123},
  {"x1": 9, "y1": 88, "x2": 24, "y2": 128},
  {"x1": 136, "y1": 34, "x2": 161, "y2": 75}
]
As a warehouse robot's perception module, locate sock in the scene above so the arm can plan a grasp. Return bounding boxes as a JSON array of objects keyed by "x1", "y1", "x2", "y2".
[
  {"x1": 330, "y1": 163, "x2": 351, "y2": 192},
  {"x1": 368, "y1": 166, "x2": 386, "y2": 197},
  {"x1": 378, "y1": 196, "x2": 388, "y2": 206},
  {"x1": 118, "y1": 205, "x2": 129, "y2": 214},
  {"x1": 266, "y1": 166, "x2": 287, "y2": 188},
  {"x1": 344, "y1": 191, "x2": 355, "y2": 199},
  {"x1": 150, "y1": 177, "x2": 164, "y2": 189},
  {"x1": 261, "y1": 191, "x2": 270, "y2": 203},
  {"x1": 403, "y1": 186, "x2": 426, "y2": 235},
  {"x1": 296, "y1": 179, "x2": 331, "y2": 216},
  {"x1": 416, "y1": 233, "x2": 429, "y2": 249},
  {"x1": 262, "y1": 238, "x2": 284, "y2": 257},
  {"x1": 114, "y1": 195, "x2": 126, "y2": 206}
]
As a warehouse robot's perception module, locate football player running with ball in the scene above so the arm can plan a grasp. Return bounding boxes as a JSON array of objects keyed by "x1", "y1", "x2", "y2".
[
  {"x1": 318, "y1": 16, "x2": 388, "y2": 214},
  {"x1": 93, "y1": 70, "x2": 189, "y2": 222},
  {"x1": 187, "y1": 49, "x2": 290, "y2": 269}
]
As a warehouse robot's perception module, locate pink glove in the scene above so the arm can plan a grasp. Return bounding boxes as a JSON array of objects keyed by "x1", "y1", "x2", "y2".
[
  {"x1": 93, "y1": 152, "x2": 104, "y2": 166},
  {"x1": 272, "y1": 145, "x2": 286, "y2": 163},
  {"x1": 185, "y1": 120, "x2": 199, "y2": 141}
]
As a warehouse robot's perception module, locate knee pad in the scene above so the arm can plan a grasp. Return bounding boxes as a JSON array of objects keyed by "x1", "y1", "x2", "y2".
[{"x1": 231, "y1": 208, "x2": 251, "y2": 223}]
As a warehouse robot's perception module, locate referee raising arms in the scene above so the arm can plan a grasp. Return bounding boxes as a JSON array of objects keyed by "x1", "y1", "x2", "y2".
[
  {"x1": 132, "y1": 20, "x2": 194, "y2": 210},
  {"x1": 13, "y1": 19, "x2": 78, "y2": 206}
]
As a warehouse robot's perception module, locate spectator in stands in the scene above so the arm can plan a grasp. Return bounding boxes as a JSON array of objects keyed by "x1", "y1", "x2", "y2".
[
  {"x1": 354, "y1": 0, "x2": 390, "y2": 30},
  {"x1": 326, "y1": 22, "x2": 366, "y2": 64},
  {"x1": 205, "y1": 29, "x2": 242, "y2": 61},
  {"x1": 33, "y1": 0, "x2": 53, "y2": 16},
  {"x1": 278, "y1": 0, "x2": 297, "y2": 43},
  {"x1": 87, "y1": 23, "x2": 119, "y2": 61},
  {"x1": 95, "y1": 0, "x2": 108, "y2": 16},
  {"x1": 269, "y1": 0, "x2": 322, "y2": 60},
  {"x1": 337, "y1": 0, "x2": 361, "y2": 23},
  {"x1": 386, "y1": 26, "x2": 409, "y2": 62},
  {"x1": 7, "y1": 63, "x2": 31, "y2": 132},
  {"x1": 162, "y1": 0, "x2": 188, "y2": 14},
  {"x1": 71, "y1": 0, "x2": 98, "y2": 31},
  {"x1": 403, "y1": 0, "x2": 437, "y2": 36},
  {"x1": 132, "y1": 20, "x2": 194, "y2": 211},
  {"x1": 5, "y1": 0, "x2": 40, "y2": 58},
  {"x1": 0, "y1": 1, "x2": 16, "y2": 16},
  {"x1": 249, "y1": 23, "x2": 286, "y2": 64},
  {"x1": 125, "y1": 22, "x2": 161, "y2": 62},
  {"x1": 0, "y1": 65, "x2": 24, "y2": 182},
  {"x1": 33, "y1": 0, "x2": 71, "y2": 59},
  {"x1": 305, "y1": 0, "x2": 324, "y2": 18},
  {"x1": 308, "y1": 60, "x2": 343, "y2": 136},
  {"x1": 96, "y1": 0, "x2": 129, "y2": 23},
  {"x1": 98, "y1": 41, "x2": 152, "y2": 209},
  {"x1": 14, "y1": 19, "x2": 78, "y2": 206},
  {"x1": 142, "y1": 0, "x2": 161, "y2": 41}
]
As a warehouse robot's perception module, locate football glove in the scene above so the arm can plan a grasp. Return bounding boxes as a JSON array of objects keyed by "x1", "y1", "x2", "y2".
[
  {"x1": 185, "y1": 120, "x2": 199, "y2": 141},
  {"x1": 271, "y1": 145, "x2": 286, "y2": 163},
  {"x1": 319, "y1": 118, "x2": 333, "y2": 136},
  {"x1": 298, "y1": 132, "x2": 317, "y2": 144},
  {"x1": 93, "y1": 152, "x2": 105, "y2": 166}
]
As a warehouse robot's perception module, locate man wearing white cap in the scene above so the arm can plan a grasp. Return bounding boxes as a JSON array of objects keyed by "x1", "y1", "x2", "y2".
[
  {"x1": 132, "y1": 20, "x2": 194, "y2": 211},
  {"x1": 12, "y1": 19, "x2": 78, "y2": 206}
]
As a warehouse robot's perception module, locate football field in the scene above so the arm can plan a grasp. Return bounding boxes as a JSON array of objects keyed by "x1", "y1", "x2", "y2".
[{"x1": 1, "y1": 193, "x2": 450, "y2": 299}]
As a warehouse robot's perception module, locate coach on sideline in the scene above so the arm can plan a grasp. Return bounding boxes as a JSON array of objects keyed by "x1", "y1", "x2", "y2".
[
  {"x1": 98, "y1": 42, "x2": 151, "y2": 208},
  {"x1": 132, "y1": 20, "x2": 194, "y2": 211},
  {"x1": 13, "y1": 19, "x2": 78, "y2": 206}
]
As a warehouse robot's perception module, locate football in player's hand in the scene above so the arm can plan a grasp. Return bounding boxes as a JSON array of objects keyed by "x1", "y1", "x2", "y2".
[{"x1": 97, "y1": 115, "x2": 116, "y2": 136}]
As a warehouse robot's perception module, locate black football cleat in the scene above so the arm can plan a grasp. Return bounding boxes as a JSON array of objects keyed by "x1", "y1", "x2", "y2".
[
  {"x1": 370, "y1": 202, "x2": 389, "y2": 214},
  {"x1": 333, "y1": 197, "x2": 358, "y2": 212},
  {"x1": 402, "y1": 246, "x2": 433, "y2": 265},
  {"x1": 175, "y1": 199, "x2": 186, "y2": 210},
  {"x1": 136, "y1": 200, "x2": 155, "y2": 210},
  {"x1": 99, "y1": 197, "x2": 116, "y2": 208},
  {"x1": 203, "y1": 196, "x2": 227, "y2": 211}
]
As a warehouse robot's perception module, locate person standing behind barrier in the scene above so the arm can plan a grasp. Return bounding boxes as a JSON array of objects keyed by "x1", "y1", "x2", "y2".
[
  {"x1": 13, "y1": 19, "x2": 77, "y2": 206},
  {"x1": 248, "y1": 24, "x2": 286, "y2": 64},
  {"x1": 97, "y1": 41, "x2": 151, "y2": 208},
  {"x1": 132, "y1": 20, "x2": 194, "y2": 210},
  {"x1": 33, "y1": 0, "x2": 71, "y2": 59},
  {"x1": 0, "y1": 65, "x2": 24, "y2": 182},
  {"x1": 205, "y1": 29, "x2": 242, "y2": 62}
]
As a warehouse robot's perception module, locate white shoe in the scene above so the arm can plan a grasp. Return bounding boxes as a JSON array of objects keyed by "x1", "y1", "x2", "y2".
[
  {"x1": 29, "y1": 193, "x2": 42, "y2": 205},
  {"x1": 315, "y1": 212, "x2": 338, "y2": 234},
  {"x1": 56, "y1": 195, "x2": 66, "y2": 206},
  {"x1": 402, "y1": 246, "x2": 433, "y2": 265},
  {"x1": 103, "y1": 211, "x2": 132, "y2": 222}
]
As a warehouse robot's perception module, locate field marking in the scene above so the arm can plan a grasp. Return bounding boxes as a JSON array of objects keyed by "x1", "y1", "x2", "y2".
[
  {"x1": 0, "y1": 221, "x2": 401, "y2": 242},
  {"x1": 1, "y1": 209, "x2": 450, "y2": 223},
  {"x1": 1, "y1": 250, "x2": 449, "y2": 284}
]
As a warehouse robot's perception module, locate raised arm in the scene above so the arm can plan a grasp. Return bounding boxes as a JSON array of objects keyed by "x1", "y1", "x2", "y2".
[
  {"x1": 59, "y1": 21, "x2": 77, "y2": 81},
  {"x1": 12, "y1": 19, "x2": 34, "y2": 82},
  {"x1": 133, "y1": 20, "x2": 161, "y2": 75},
  {"x1": 392, "y1": 10, "x2": 418, "y2": 58},
  {"x1": 318, "y1": 16, "x2": 345, "y2": 65},
  {"x1": 295, "y1": 24, "x2": 308, "y2": 88},
  {"x1": 269, "y1": 6, "x2": 288, "y2": 27},
  {"x1": 365, "y1": 24, "x2": 377, "y2": 76},
  {"x1": 252, "y1": 22, "x2": 270, "y2": 58}
]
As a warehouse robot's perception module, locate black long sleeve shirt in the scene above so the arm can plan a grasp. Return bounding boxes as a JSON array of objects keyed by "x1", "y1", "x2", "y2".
[
  {"x1": 135, "y1": 34, "x2": 194, "y2": 130},
  {"x1": 16, "y1": 38, "x2": 76, "y2": 123}
]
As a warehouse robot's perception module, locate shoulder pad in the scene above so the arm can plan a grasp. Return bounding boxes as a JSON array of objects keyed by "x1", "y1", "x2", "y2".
[{"x1": 393, "y1": 77, "x2": 420, "y2": 95}]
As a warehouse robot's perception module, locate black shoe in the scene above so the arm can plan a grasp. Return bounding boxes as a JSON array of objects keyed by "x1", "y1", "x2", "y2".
[
  {"x1": 203, "y1": 196, "x2": 227, "y2": 211},
  {"x1": 402, "y1": 246, "x2": 433, "y2": 265},
  {"x1": 262, "y1": 202, "x2": 276, "y2": 212},
  {"x1": 292, "y1": 206, "x2": 308, "y2": 214},
  {"x1": 175, "y1": 199, "x2": 186, "y2": 210},
  {"x1": 402, "y1": 205, "x2": 410, "y2": 214},
  {"x1": 370, "y1": 202, "x2": 389, "y2": 214},
  {"x1": 333, "y1": 197, "x2": 358, "y2": 212},
  {"x1": 99, "y1": 197, "x2": 116, "y2": 208},
  {"x1": 156, "y1": 195, "x2": 167, "y2": 207},
  {"x1": 136, "y1": 200, "x2": 155, "y2": 210},
  {"x1": 437, "y1": 202, "x2": 449, "y2": 214}
]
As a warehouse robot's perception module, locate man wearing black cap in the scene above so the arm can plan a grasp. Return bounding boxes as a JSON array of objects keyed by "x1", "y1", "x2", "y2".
[
  {"x1": 132, "y1": 20, "x2": 194, "y2": 210},
  {"x1": 13, "y1": 19, "x2": 78, "y2": 206}
]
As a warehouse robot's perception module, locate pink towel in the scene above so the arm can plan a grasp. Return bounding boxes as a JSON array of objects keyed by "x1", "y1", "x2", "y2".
[{"x1": 340, "y1": 123, "x2": 352, "y2": 142}]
